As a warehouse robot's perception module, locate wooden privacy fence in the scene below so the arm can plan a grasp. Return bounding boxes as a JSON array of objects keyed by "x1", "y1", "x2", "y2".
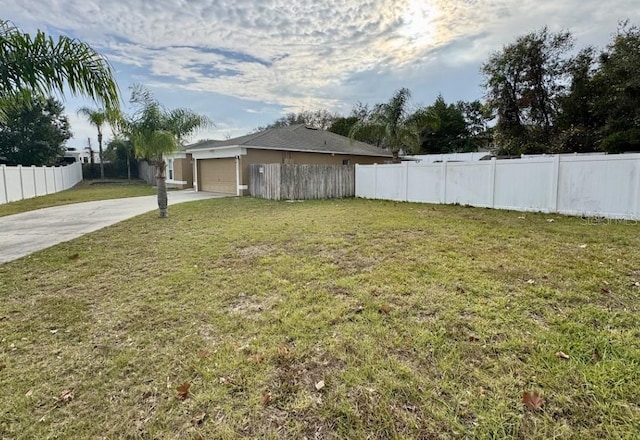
[{"x1": 249, "y1": 163, "x2": 355, "y2": 200}]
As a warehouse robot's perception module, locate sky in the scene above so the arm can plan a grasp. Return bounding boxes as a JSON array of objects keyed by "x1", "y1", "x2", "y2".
[{"x1": 3, "y1": 0, "x2": 639, "y2": 149}]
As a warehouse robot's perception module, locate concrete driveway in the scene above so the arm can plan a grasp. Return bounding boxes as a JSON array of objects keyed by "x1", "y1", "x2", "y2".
[{"x1": 0, "y1": 190, "x2": 225, "y2": 264}]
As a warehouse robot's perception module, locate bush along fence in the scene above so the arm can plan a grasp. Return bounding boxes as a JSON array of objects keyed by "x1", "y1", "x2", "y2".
[
  {"x1": 0, "y1": 161, "x2": 83, "y2": 204},
  {"x1": 356, "y1": 153, "x2": 640, "y2": 220},
  {"x1": 249, "y1": 163, "x2": 355, "y2": 200}
]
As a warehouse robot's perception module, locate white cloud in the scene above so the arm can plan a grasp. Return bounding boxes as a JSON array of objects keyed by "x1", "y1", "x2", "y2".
[{"x1": 6, "y1": 0, "x2": 640, "y2": 138}]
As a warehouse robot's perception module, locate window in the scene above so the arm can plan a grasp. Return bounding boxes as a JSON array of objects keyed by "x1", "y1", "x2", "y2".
[{"x1": 167, "y1": 159, "x2": 174, "y2": 180}]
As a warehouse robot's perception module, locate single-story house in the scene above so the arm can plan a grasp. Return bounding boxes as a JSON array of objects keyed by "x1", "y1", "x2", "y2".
[{"x1": 164, "y1": 124, "x2": 392, "y2": 195}]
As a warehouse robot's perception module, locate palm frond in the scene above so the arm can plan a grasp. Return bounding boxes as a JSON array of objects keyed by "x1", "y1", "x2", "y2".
[{"x1": 0, "y1": 20, "x2": 120, "y2": 111}]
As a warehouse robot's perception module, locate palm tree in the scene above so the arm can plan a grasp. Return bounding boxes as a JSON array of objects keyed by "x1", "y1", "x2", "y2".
[
  {"x1": 127, "y1": 85, "x2": 209, "y2": 217},
  {"x1": 77, "y1": 107, "x2": 111, "y2": 179},
  {"x1": 349, "y1": 88, "x2": 439, "y2": 160},
  {"x1": 0, "y1": 20, "x2": 119, "y2": 120}
]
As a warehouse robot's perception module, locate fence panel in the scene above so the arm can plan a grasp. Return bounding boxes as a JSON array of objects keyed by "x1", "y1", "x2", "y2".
[
  {"x1": 20, "y1": 166, "x2": 36, "y2": 199},
  {"x1": 406, "y1": 163, "x2": 443, "y2": 203},
  {"x1": 34, "y1": 167, "x2": 47, "y2": 196},
  {"x1": 44, "y1": 167, "x2": 56, "y2": 194},
  {"x1": 356, "y1": 154, "x2": 640, "y2": 220},
  {"x1": 249, "y1": 164, "x2": 354, "y2": 200},
  {"x1": 557, "y1": 155, "x2": 640, "y2": 218},
  {"x1": 493, "y1": 158, "x2": 553, "y2": 212},
  {"x1": 0, "y1": 162, "x2": 82, "y2": 205}
]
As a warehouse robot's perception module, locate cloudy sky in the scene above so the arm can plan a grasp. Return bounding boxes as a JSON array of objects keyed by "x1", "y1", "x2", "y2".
[{"x1": 3, "y1": 0, "x2": 639, "y2": 148}]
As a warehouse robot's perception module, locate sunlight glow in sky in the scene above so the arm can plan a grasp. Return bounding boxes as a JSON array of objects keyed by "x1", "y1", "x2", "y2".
[{"x1": 2, "y1": 0, "x2": 638, "y2": 146}]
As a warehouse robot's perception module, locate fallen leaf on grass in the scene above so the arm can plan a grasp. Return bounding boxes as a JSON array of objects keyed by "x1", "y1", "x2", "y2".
[
  {"x1": 315, "y1": 380, "x2": 325, "y2": 391},
  {"x1": 68, "y1": 253, "x2": 79, "y2": 260},
  {"x1": 579, "y1": 244, "x2": 588, "y2": 249},
  {"x1": 353, "y1": 305, "x2": 364, "y2": 314},
  {"x1": 25, "y1": 389, "x2": 33, "y2": 397},
  {"x1": 555, "y1": 351, "x2": 570, "y2": 360},
  {"x1": 522, "y1": 391, "x2": 544, "y2": 411},
  {"x1": 600, "y1": 288, "x2": 611, "y2": 295},
  {"x1": 191, "y1": 412, "x2": 207, "y2": 427},
  {"x1": 262, "y1": 392, "x2": 272, "y2": 405},
  {"x1": 219, "y1": 376, "x2": 234, "y2": 385},
  {"x1": 59, "y1": 389, "x2": 74, "y2": 403},
  {"x1": 197, "y1": 350, "x2": 210, "y2": 359},
  {"x1": 631, "y1": 282, "x2": 640, "y2": 288},
  {"x1": 176, "y1": 382, "x2": 190, "y2": 400},
  {"x1": 592, "y1": 349, "x2": 601, "y2": 363},
  {"x1": 247, "y1": 354, "x2": 264, "y2": 364},
  {"x1": 277, "y1": 346, "x2": 290, "y2": 356},
  {"x1": 379, "y1": 304, "x2": 391, "y2": 314},
  {"x1": 526, "y1": 279, "x2": 536, "y2": 284},
  {"x1": 546, "y1": 219, "x2": 555, "y2": 223}
]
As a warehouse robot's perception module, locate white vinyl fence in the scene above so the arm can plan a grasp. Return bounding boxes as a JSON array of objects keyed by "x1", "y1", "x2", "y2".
[
  {"x1": 0, "y1": 161, "x2": 83, "y2": 205},
  {"x1": 356, "y1": 154, "x2": 640, "y2": 220}
]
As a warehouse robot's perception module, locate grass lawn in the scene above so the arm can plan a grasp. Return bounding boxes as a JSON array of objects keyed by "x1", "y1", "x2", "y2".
[
  {"x1": 1, "y1": 197, "x2": 639, "y2": 439},
  {"x1": 0, "y1": 179, "x2": 156, "y2": 218}
]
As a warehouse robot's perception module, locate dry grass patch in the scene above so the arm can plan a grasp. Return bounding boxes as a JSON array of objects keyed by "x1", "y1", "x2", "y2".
[{"x1": 1, "y1": 197, "x2": 639, "y2": 439}]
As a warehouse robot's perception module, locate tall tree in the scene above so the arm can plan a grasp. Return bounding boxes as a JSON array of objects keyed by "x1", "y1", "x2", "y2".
[
  {"x1": 0, "y1": 20, "x2": 119, "y2": 119},
  {"x1": 555, "y1": 48, "x2": 601, "y2": 152},
  {"x1": 77, "y1": 107, "x2": 114, "y2": 179},
  {"x1": 105, "y1": 136, "x2": 134, "y2": 179},
  {"x1": 256, "y1": 109, "x2": 337, "y2": 131},
  {"x1": 0, "y1": 96, "x2": 71, "y2": 166},
  {"x1": 127, "y1": 85, "x2": 209, "y2": 217},
  {"x1": 482, "y1": 27, "x2": 573, "y2": 154},
  {"x1": 348, "y1": 88, "x2": 438, "y2": 159},
  {"x1": 416, "y1": 96, "x2": 469, "y2": 154},
  {"x1": 592, "y1": 23, "x2": 640, "y2": 153}
]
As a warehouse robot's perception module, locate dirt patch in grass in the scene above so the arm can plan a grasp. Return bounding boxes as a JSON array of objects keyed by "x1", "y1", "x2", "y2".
[{"x1": 1, "y1": 197, "x2": 639, "y2": 438}]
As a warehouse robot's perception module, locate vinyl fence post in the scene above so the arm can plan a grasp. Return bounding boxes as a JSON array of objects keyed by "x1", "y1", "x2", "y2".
[
  {"x1": 634, "y1": 157, "x2": 640, "y2": 220},
  {"x1": 441, "y1": 160, "x2": 448, "y2": 204},
  {"x1": 1, "y1": 165, "x2": 7, "y2": 204},
  {"x1": 32, "y1": 165, "x2": 38, "y2": 196},
  {"x1": 18, "y1": 165, "x2": 24, "y2": 200},
  {"x1": 489, "y1": 157, "x2": 497, "y2": 208},
  {"x1": 44, "y1": 166, "x2": 49, "y2": 194},
  {"x1": 403, "y1": 160, "x2": 409, "y2": 202},
  {"x1": 373, "y1": 163, "x2": 378, "y2": 199},
  {"x1": 550, "y1": 155, "x2": 560, "y2": 213}
]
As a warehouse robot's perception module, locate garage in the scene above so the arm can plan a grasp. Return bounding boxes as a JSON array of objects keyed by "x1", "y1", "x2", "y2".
[{"x1": 197, "y1": 158, "x2": 236, "y2": 194}]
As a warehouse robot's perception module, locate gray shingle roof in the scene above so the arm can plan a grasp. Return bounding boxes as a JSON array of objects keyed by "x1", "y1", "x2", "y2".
[{"x1": 186, "y1": 124, "x2": 392, "y2": 157}]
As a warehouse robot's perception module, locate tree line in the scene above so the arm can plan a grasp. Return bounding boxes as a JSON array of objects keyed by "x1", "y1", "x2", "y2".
[{"x1": 258, "y1": 22, "x2": 640, "y2": 157}]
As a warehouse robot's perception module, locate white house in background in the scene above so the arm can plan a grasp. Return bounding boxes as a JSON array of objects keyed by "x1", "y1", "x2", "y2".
[{"x1": 63, "y1": 147, "x2": 101, "y2": 164}]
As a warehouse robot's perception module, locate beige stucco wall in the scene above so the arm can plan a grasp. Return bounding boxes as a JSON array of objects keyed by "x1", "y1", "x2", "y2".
[
  {"x1": 239, "y1": 148, "x2": 389, "y2": 195},
  {"x1": 171, "y1": 155, "x2": 194, "y2": 189}
]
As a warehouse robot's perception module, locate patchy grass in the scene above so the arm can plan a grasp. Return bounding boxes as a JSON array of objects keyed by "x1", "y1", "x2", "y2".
[
  {"x1": 1, "y1": 198, "x2": 639, "y2": 439},
  {"x1": 0, "y1": 179, "x2": 155, "y2": 217}
]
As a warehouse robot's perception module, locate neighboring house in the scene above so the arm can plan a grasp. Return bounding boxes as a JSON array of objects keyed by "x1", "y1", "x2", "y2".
[
  {"x1": 165, "y1": 124, "x2": 392, "y2": 195},
  {"x1": 63, "y1": 147, "x2": 97, "y2": 164}
]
